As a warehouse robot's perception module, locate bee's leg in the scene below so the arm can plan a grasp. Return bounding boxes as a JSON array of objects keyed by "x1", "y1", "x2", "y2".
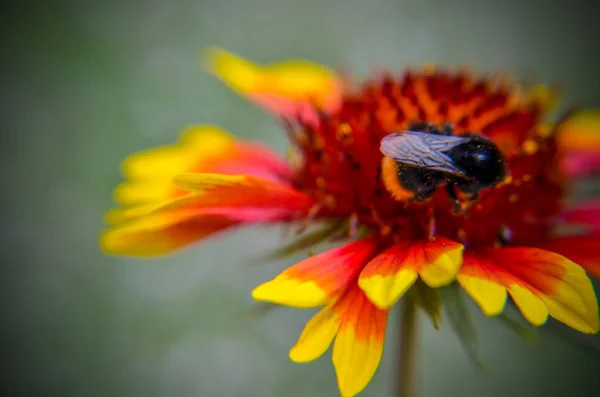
[
  {"x1": 408, "y1": 121, "x2": 432, "y2": 132},
  {"x1": 446, "y1": 183, "x2": 463, "y2": 213},
  {"x1": 439, "y1": 123, "x2": 455, "y2": 136},
  {"x1": 496, "y1": 225, "x2": 512, "y2": 247},
  {"x1": 467, "y1": 191, "x2": 480, "y2": 202}
]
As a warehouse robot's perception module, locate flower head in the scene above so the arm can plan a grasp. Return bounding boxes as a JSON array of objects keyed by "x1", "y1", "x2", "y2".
[{"x1": 101, "y1": 48, "x2": 600, "y2": 396}]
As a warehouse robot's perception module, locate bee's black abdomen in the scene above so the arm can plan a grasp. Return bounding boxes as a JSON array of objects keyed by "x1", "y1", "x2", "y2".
[{"x1": 446, "y1": 136, "x2": 506, "y2": 188}]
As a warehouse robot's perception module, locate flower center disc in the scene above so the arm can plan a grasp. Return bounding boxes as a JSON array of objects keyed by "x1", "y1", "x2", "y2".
[{"x1": 286, "y1": 71, "x2": 564, "y2": 248}]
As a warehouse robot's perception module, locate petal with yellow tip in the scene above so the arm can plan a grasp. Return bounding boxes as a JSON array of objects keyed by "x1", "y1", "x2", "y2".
[
  {"x1": 332, "y1": 284, "x2": 388, "y2": 397},
  {"x1": 169, "y1": 173, "x2": 313, "y2": 214},
  {"x1": 102, "y1": 172, "x2": 315, "y2": 257},
  {"x1": 113, "y1": 125, "x2": 292, "y2": 208},
  {"x1": 100, "y1": 211, "x2": 236, "y2": 257},
  {"x1": 252, "y1": 238, "x2": 377, "y2": 308},
  {"x1": 358, "y1": 238, "x2": 463, "y2": 309},
  {"x1": 287, "y1": 282, "x2": 388, "y2": 397},
  {"x1": 289, "y1": 305, "x2": 341, "y2": 363},
  {"x1": 204, "y1": 47, "x2": 342, "y2": 121},
  {"x1": 121, "y1": 125, "x2": 234, "y2": 180},
  {"x1": 458, "y1": 248, "x2": 599, "y2": 334}
]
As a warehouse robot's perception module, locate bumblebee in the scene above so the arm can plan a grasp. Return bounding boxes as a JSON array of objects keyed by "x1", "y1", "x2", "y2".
[{"x1": 379, "y1": 123, "x2": 507, "y2": 210}]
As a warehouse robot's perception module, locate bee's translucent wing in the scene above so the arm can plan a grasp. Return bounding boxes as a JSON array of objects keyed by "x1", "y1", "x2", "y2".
[{"x1": 380, "y1": 131, "x2": 466, "y2": 176}]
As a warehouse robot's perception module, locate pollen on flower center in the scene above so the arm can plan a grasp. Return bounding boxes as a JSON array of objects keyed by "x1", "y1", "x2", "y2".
[{"x1": 285, "y1": 70, "x2": 564, "y2": 248}]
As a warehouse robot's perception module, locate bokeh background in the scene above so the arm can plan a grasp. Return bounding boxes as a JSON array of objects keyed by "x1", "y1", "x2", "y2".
[{"x1": 2, "y1": 1, "x2": 600, "y2": 396}]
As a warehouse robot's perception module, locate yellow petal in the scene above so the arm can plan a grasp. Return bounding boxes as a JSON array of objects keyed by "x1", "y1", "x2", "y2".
[
  {"x1": 100, "y1": 211, "x2": 232, "y2": 257},
  {"x1": 173, "y1": 173, "x2": 251, "y2": 192},
  {"x1": 289, "y1": 306, "x2": 340, "y2": 363},
  {"x1": 113, "y1": 178, "x2": 176, "y2": 205},
  {"x1": 539, "y1": 258, "x2": 599, "y2": 334},
  {"x1": 331, "y1": 286, "x2": 388, "y2": 397},
  {"x1": 418, "y1": 240, "x2": 464, "y2": 288},
  {"x1": 121, "y1": 125, "x2": 233, "y2": 179},
  {"x1": 103, "y1": 203, "x2": 161, "y2": 226},
  {"x1": 358, "y1": 269, "x2": 418, "y2": 310},
  {"x1": 457, "y1": 273, "x2": 507, "y2": 317},
  {"x1": 528, "y1": 84, "x2": 560, "y2": 114},
  {"x1": 204, "y1": 47, "x2": 341, "y2": 115},
  {"x1": 252, "y1": 276, "x2": 328, "y2": 308},
  {"x1": 460, "y1": 248, "x2": 599, "y2": 334},
  {"x1": 358, "y1": 239, "x2": 463, "y2": 310},
  {"x1": 507, "y1": 284, "x2": 549, "y2": 326}
]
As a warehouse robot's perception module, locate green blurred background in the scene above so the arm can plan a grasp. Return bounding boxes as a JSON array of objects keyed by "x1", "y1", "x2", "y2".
[{"x1": 2, "y1": 1, "x2": 600, "y2": 396}]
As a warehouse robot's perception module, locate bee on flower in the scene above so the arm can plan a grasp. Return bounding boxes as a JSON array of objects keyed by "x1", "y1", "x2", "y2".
[{"x1": 101, "y1": 47, "x2": 600, "y2": 397}]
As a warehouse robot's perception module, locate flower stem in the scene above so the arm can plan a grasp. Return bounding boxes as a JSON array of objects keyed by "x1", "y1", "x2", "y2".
[{"x1": 397, "y1": 294, "x2": 418, "y2": 397}]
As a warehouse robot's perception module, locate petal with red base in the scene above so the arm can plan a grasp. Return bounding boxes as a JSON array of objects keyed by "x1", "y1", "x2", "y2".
[
  {"x1": 107, "y1": 125, "x2": 292, "y2": 225},
  {"x1": 541, "y1": 234, "x2": 600, "y2": 279},
  {"x1": 288, "y1": 283, "x2": 388, "y2": 397},
  {"x1": 102, "y1": 174, "x2": 314, "y2": 257},
  {"x1": 358, "y1": 238, "x2": 464, "y2": 309},
  {"x1": 333, "y1": 284, "x2": 388, "y2": 397},
  {"x1": 100, "y1": 209, "x2": 237, "y2": 257},
  {"x1": 205, "y1": 47, "x2": 343, "y2": 122},
  {"x1": 169, "y1": 173, "x2": 314, "y2": 215},
  {"x1": 252, "y1": 238, "x2": 377, "y2": 308},
  {"x1": 458, "y1": 248, "x2": 599, "y2": 334}
]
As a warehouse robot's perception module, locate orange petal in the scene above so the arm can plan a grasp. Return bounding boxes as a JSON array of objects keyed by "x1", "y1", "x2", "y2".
[
  {"x1": 359, "y1": 238, "x2": 463, "y2": 309},
  {"x1": 541, "y1": 234, "x2": 600, "y2": 279},
  {"x1": 332, "y1": 284, "x2": 388, "y2": 397},
  {"x1": 556, "y1": 109, "x2": 600, "y2": 177},
  {"x1": 252, "y1": 238, "x2": 377, "y2": 308},
  {"x1": 289, "y1": 304, "x2": 341, "y2": 363},
  {"x1": 204, "y1": 47, "x2": 342, "y2": 121},
  {"x1": 100, "y1": 210, "x2": 236, "y2": 257},
  {"x1": 458, "y1": 248, "x2": 599, "y2": 333}
]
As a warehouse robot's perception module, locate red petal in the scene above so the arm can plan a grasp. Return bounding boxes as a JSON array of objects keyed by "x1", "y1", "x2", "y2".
[
  {"x1": 562, "y1": 150, "x2": 600, "y2": 178},
  {"x1": 558, "y1": 199, "x2": 600, "y2": 230}
]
